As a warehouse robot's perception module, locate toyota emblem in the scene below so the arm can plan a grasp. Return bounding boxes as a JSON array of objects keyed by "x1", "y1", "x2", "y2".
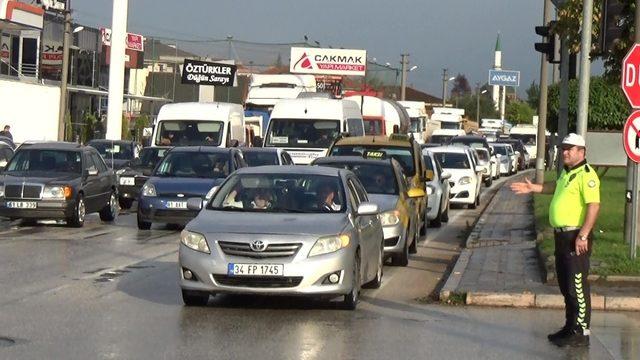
[{"x1": 250, "y1": 240, "x2": 267, "y2": 252}]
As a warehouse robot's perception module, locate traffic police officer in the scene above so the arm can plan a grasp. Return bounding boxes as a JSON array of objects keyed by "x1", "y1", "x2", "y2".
[{"x1": 511, "y1": 133, "x2": 600, "y2": 347}]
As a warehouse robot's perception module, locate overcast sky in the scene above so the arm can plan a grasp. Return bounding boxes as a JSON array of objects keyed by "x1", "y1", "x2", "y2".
[{"x1": 73, "y1": 0, "x2": 550, "y2": 97}]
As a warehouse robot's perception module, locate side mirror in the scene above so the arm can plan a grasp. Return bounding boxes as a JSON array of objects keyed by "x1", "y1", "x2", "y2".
[
  {"x1": 475, "y1": 165, "x2": 484, "y2": 173},
  {"x1": 425, "y1": 169, "x2": 435, "y2": 182},
  {"x1": 186, "y1": 197, "x2": 203, "y2": 211},
  {"x1": 407, "y1": 187, "x2": 426, "y2": 199},
  {"x1": 357, "y1": 202, "x2": 379, "y2": 216},
  {"x1": 441, "y1": 172, "x2": 452, "y2": 180}
]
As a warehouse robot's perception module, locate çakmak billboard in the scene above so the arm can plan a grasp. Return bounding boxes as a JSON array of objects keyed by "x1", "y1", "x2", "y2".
[{"x1": 290, "y1": 47, "x2": 367, "y2": 76}]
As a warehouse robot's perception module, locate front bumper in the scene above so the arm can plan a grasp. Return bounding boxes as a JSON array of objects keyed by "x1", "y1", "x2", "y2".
[
  {"x1": 0, "y1": 199, "x2": 75, "y2": 219},
  {"x1": 449, "y1": 183, "x2": 475, "y2": 204},
  {"x1": 138, "y1": 196, "x2": 200, "y2": 225},
  {"x1": 178, "y1": 236, "x2": 357, "y2": 297},
  {"x1": 382, "y1": 223, "x2": 405, "y2": 255},
  {"x1": 118, "y1": 184, "x2": 141, "y2": 200}
]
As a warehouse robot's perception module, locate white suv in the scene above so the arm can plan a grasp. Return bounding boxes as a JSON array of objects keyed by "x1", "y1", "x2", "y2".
[{"x1": 430, "y1": 146, "x2": 483, "y2": 209}]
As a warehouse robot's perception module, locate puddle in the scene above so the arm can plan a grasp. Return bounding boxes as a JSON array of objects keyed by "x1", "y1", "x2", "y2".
[{"x1": 93, "y1": 269, "x2": 131, "y2": 283}]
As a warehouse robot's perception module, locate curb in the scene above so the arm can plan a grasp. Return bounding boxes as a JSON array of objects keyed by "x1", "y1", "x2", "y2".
[
  {"x1": 463, "y1": 291, "x2": 640, "y2": 311},
  {"x1": 439, "y1": 249, "x2": 471, "y2": 301}
]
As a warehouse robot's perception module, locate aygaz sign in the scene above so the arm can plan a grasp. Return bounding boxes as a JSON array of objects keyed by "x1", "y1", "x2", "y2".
[{"x1": 488, "y1": 69, "x2": 521, "y2": 87}]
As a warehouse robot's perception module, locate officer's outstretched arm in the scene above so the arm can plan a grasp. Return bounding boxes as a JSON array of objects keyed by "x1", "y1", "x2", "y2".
[{"x1": 511, "y1": 178, "x2": 554, "y2": 194}]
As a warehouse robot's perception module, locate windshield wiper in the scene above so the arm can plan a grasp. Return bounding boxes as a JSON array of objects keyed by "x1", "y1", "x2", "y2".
[
  {"x1": 212, "y1": 206, "x2": 245, "y2": 212},
  {"x1": 270, "y1": 207, "x2": 313, "y2": 213}
]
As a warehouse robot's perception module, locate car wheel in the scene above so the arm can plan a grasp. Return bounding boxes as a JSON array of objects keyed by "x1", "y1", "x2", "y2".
[
  {"x1": 409, "y1": 222, "x2": 418, "y2": 254},
  {"x1": 441, "y1": 204, "x2": 450, "y2": 223},
  {"x1": 430, "y1": 206, "x2": 443, "y2": 228},
  {"x1": 137, "y1": 211, "x2": 151, "y2": 230},
  {"x1": 484, "y1": 176, "x2": 492, "y2": 187},
  {"x1": 342, "y1": 251, "x2": 360, "y2": 310},
  {"x1": 99, "y1": 191, "x2": 118, "y2": 222},
  {"x1": 391, "y1": 235, "x2": 409, "y2": 266},
  {"x1": 468, "y1": 198, "x2": 477, "y2": 210},
  {"x1": 419, "y1": 207, "x2": 428, "y2": 236},
  {"x1": 363, "y1": 244, "x2": 383, "y2": 289},
  {"x1": 181, "y1": 289, "x2": 209, "y2": 307},
  {"x1": 119, "y1": 198, "x2": 134, "y2": 210},
  {"x1": 67, "y1": 194, "x2": 86, "y2": 228}
]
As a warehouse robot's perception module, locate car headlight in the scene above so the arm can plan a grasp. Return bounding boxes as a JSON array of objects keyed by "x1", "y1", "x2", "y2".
[
  {"x1": 116, "y1": 168, "x2": 127, "y2": 175},
  {"x1": 42, "y1": 185, "x2": 72, "y2": 200},
  {"x1": 0, "y1": 184, "x2": 4, "y2": 198},
  {"x1": 180, "y1": 230, "x2": 210, "y2": 254},
  {"x1": 141, "y1": 183, "x2": 157, "y2": 197},
  {"x1": 380, "y1": 210, "x2": 400, "y2": 226},
  {"x1": 308, "y1": 234, "x2": 350, "y2": 257},
  {"x1": 459, "y1": 176, "x2": 472, "y2": 185}
]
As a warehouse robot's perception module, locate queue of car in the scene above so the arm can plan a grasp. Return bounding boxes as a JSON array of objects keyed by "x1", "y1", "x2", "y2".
[{"x1": 0, "y1": 98, "x2": 532, "y2": 311}]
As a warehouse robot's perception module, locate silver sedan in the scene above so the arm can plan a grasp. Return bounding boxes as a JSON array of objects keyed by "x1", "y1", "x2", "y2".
[{"x1": 178, "y1": 165, "x2": 384, "y2": 310}]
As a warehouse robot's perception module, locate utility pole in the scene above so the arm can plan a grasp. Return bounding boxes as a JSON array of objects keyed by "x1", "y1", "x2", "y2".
[
  {"x1": 441, "y1": 68, "x2": 448, "y2": 106},
  {"x1": 105, "y1": 0, "x2": 128, "y2": 140},
  {"x1": 400, "y1": 54, "x2": 408, "y2": 101},
  {"x1": 535, "y1": 0, "x2": 552, "y2": 184},
  {"x1": 57, "y1": 0, "x2": 72, "y2": 141},
  {"x1": 556, "y1": 36, "x2": 570, "y2": 176},
  {"x1": 476, "y1": 83, "x2": 481, "y2": 123},
  {"x1": 576, "y1": 0, "x2": 594, "y2": 137}
]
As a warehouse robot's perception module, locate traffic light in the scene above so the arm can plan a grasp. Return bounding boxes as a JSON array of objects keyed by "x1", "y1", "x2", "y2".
[
  {"x1": 534, "y1": 21, "x2": 560, "y2": 63},
  {"x1": 599, "y1": 0, "x2": 626, "y2": 54}
]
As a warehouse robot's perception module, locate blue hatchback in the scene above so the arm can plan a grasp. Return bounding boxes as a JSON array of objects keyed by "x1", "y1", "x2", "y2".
[{"x1": 137, "y1": 146, "x2": 246, "y2": 229}]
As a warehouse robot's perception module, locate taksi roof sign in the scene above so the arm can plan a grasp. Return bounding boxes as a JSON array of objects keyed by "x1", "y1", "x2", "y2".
[
  {"x1": 488, "y1": 69, "x2": 520, "y2": 87},
  {"x1": 290, "y1": 47, "x2": 367, "y2": 76}
]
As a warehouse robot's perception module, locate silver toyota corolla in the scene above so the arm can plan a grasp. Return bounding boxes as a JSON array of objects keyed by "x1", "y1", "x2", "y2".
[{"x1": 178, "y1": 165, "x2": 384, "y2": 310}]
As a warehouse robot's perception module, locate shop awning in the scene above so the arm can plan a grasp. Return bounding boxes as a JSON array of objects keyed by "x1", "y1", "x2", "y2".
[{"x1": 0, "y1": 0, "x2": 44, "y2": 30}]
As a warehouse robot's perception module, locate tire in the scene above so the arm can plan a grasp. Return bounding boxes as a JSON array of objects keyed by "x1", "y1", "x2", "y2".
[
  {"x1": 430, "y1": 206, "x2": 442, "y2": 228},
  {"x1": 441, "y1": 204, "x2": 450, "y2": 223},
  {"x1": 181, "y1": 289, "x2": 209, "y2": 307},
  {"x1": 363, "y1": 244, "x2": 383, "y2": 289},
  {"x1": 137, "y1": 211, "x2": 151, "y2": 230},
  {"x1": 419, "y1": 206, "x2": 428, "y2": 236},
  {"x1": 67, "y1": 194, "x2": 86, "y2": 228},
  {"x1": 119, "y1": 198, "x2": 134, "y2": 210},
  {"x1": 468, "y1": 197, "x2": 477, "y2": 210},
  {"x1": 391, "y1": 234, "x2": 409, "y2": 266},
  {"x1": 99, "y1": 191, "x2": 118, "y2": 222},
  {"x1": 342, "y1": 251, "x2": 360, "y2": 310},
  {"x1": 408, "y1": 222, "x2": 418, "y2": 254},
  {"x1": 484, "y1": 176, "x2": 492, "y2": 187}
]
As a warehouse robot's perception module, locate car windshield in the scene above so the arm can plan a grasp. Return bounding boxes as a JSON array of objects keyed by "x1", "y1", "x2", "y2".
[
  {"x1": 476, "y1": 150, "x2": 489, "y2": 162},
  {"x1": 88, "y1": 141, "x2": 133, "y2": 160},
  {"x1": 449, "y1": 139, "x2": 486, "y2": 150},
  {"x1": 265, "y1": 118, "x2": 340, "y2": 149},
  {"x1": 440, "y1": 122, "x2": 460, "y2": 130},
  {"x1": 433, "y1": 152, "x2": 470, "y2": 169},
  {"x1": 363, "y1": 119, "x2": 383, "y2": 135},
  {"x1": 244, "y1": 152, "x2": 279, "y2": 166},
  {"x1": 155, "y1": 120, "x2": 224, "y2": 146},
  {"x1": 5, "y1": 149, "x2": 82, "y2": 174},
  {"x1": 409, "y1": 118, "x2": 421, "y2": 133},
  {"x1": 209, "y1": 173, "x2": 346, "y2": 213},
  {"x1": 492, "y1": 146, "x2": 508, "y2": 156},
  {"x1": 511, "y1": 134, "x2": 536, "y2": 145},
  {"x1": 429, "y1": 135, "x2": 453, "y2": 144},
  {"x1": 329, "y1": 145, "x2": 415, "y2": 176},
  {"x1": 137, "y1": 148, "x2": 169, "y2": 168},
  {"x1": 154, "y1": 151, "x2": 230, "y2": 178},
  {"x1": 318, "y1": 162, "x2": 398, "y2": 195}
]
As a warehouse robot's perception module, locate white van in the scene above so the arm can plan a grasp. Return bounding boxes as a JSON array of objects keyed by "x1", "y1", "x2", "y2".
[
  {"x1": 399, "y1": 100, "x2": 428, "y2": 143},
  {"x1": 264, "y1": 98, "x2": 364, "y2": 164},
  {"x1": 510, "y1": 124, "x2": 541, "y2": 161},
  {"x1": 429, "y1": 129, "x2": 466, "y2": 144},
  {"x1": 152, "y1": 102, "x2": 245, "y2": 148}
]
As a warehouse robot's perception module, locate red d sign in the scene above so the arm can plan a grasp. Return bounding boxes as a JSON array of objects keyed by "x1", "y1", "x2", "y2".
[{"x1": 622, "y1": 44, "x2": 640, "y2": 108}]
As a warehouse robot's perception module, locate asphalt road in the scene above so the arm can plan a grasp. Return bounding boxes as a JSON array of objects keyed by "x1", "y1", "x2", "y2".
[{"x1": 1, "y1": 173, "x2": 638, "y2": 359}]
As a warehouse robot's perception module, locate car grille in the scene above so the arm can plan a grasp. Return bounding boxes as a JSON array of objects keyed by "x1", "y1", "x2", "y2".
[
  {"x1": 384, "y1": 236, "x2": 400, "y2": 247},
  {"x1": 218, "y1": 241, "x2": 302, "y2": 259},
  {"x1": 152, "y1": 209, "x2": 199, "y2": 218},
  {"x1": 157, "y1": 193, "x2": 202, "y2": 198},
  {"x1": 5, "y1": 184, "x2": 42, "y2": 199},
  {"x1": 213, "y1": 275, "x2": 303, "y2": 288}
]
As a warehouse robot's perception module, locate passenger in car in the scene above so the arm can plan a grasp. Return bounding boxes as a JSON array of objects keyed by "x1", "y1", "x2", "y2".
[
  {"x1": 251, "y1": 189, "x2": 272, "y2": 210},
  {"x1": 316, "y1": 182, "x2": 341, "y2": 212}
]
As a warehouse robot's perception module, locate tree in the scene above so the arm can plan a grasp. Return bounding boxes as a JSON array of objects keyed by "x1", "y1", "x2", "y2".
[
  {"x1": 450, "y1": 74, "x2": 471, "y2": 98},
  {"x1": 554, "y1": 0, "x2": 634, "y2": 82},
  {"x1": 506, "y1": 101, "x2": 536, "y2": 124},
  {"x1": 457, "y1": 93, "x2": 499, "y2": 121},
  {"x1": 547, "y1": 76, "x2": 629, "y2": 132},
  {"x1": 525, "y1": 81, "x2": 540, "y2": 110}
]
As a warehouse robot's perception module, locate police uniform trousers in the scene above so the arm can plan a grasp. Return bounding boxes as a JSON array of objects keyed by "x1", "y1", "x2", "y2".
[{"x1": 554, "y1": 229, "x2": 592, "y2": 331}]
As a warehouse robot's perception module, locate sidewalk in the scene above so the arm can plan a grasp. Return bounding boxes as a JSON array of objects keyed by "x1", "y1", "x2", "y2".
[{"x1": 440, "y1": 171, "x2": 640, "y2": 311}]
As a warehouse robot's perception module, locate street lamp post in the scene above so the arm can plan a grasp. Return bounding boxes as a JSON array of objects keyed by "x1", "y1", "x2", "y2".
[
  {"x1": 441, "y1": 69, "x2": 455, "y2": 106},
  {"x1": 57, "y1": 1, "x2": 72, "y2": 141},
  {"x1": 476, "y1": 86, "x2": 488, "y2": 123}
]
